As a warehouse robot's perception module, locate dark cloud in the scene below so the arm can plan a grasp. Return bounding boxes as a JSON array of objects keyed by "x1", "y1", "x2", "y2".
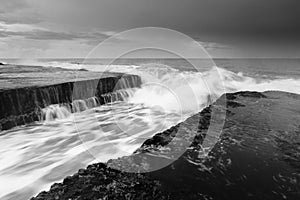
[
  {"x1": 0, "y1": 13, "x2": 42, "y2": 25},
  {"x1": 0, "y1": 30, "x2": 77, "y2": 40},
  {"x1": 0, "y1": 31, "x2": 8, "y2": 37},
  {"x1": 1, "y1": 0, "x2": 300, "y2": 43},
  {"x1": 1, "y1": 0, "x2": 300, "y2": 57},
  {"x1": 29, "y1": 0, "x2": 298, "y2": 41},
  {"x1": 26, "y1": 31, "x2": 86, "y2": 40},
  {"x1": 126, "y1": 0, "x2": 300, "y2": 43},
  {"x1": 0, "y1": 0, "x2": 41, "y2": 24},
  {"x1": 0, "y1": 0, "x2": 27, "y2": 13}
]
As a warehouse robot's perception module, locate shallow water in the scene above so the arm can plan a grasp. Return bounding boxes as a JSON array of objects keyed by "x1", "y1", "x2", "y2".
[{"x1": 0, "y1": 101, "x2": 185, "y2": 199}]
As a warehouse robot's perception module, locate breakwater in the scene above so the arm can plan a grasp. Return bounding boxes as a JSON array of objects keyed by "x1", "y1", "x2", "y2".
[{"x1": 0, "y1": 74, "x2": 141, "y2": 131}]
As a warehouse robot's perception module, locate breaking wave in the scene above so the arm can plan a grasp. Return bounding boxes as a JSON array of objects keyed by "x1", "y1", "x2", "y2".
[{"x1": 17, "y1": 60, "x2": 300, "y2": 116}]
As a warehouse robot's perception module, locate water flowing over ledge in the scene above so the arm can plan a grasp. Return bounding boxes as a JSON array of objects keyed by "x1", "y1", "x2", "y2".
[{"x1": 0, "y1": 73, "x2": 141, "y2": 131}]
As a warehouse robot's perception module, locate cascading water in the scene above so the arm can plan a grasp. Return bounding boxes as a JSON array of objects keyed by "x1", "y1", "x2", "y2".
[
  {"x1": 40, "y1": 97, "x2": 100, "y2": 122},
  {"x1": 41, "y1": 97, "x2": 100, "y2": 122},
  {"x1": 40, "y1": 89, "x2": 138, "y2": 122},
  {"x1": 101, "y1": 88, "x2": 137, "y2": 104},
  {"x1": 39, "y1": 74, "x2": 141, "y2": 122},
  {"x1": 42, "y1": 105, "x2": 71, "y2": 121}
]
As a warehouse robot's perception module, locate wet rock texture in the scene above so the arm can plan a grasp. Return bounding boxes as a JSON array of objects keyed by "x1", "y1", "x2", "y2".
[
  {"x1": 32, "y1": 163, "x2": 170, "y2": 200},
  {"x1": 32, "y1": 91, "x2": 300, "y2": 200}
]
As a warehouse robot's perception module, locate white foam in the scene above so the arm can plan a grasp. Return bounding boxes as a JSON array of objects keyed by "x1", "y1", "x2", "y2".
[{"x1": 120, "y1": 64, "x2": 300, "y2": 114}]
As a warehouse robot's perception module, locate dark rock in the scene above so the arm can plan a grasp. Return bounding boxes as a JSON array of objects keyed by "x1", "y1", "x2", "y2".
[
  {"x1": 226, "y1": 91, "x2": 267, "y2": 101},
  {"x1": 139, "y1": 125, "x2": 180, "y2": 150},
  {"x1": 78, "y1": 68, "x2": 88, "y2": 71},
  {"x1": 31, "y1": 163, "x2": 170, "y2": 200},
  {"x1": 226, "y1": 100, "x2": 245, "y2": 108},
  {"x1": 233, "y1": 91, "x2": 267, "y2": 98},
  {"x1": 225, "y1": 93, "x2": 237, "y2": 100}
]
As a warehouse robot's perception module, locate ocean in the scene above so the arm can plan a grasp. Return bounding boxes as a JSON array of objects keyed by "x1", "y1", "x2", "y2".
[{"x1": 0, "y1": 58, "x2": 300, "y2": 199}]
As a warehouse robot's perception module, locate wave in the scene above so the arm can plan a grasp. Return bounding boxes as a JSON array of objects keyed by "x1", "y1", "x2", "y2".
[
  {"x1": 109, "y1": 63, "x2": 300, "y2": 114},
  {"x1": 36, "y1": 61, "x2": 300, "y2": 95},
  {"x1": 21, "y1": 60, "x2": 300, "y2": 117}
]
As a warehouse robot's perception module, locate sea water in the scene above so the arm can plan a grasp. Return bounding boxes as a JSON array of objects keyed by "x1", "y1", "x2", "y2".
[{"x1": 0, "y1": 58, "x2": 300, "y2": 200}]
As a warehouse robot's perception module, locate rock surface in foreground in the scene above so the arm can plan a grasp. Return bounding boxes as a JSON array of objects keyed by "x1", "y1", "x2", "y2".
[
  {"x1": 32, "y1": 91, "x2": 300, "y2": 200},
  {"x1": 33, "y1": 163, "x2": 170, "y2": 200}
]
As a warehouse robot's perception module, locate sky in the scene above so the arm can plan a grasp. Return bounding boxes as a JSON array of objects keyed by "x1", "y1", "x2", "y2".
[{"x1": 0, "y1": 0, "x2": 300, "y2": 58}]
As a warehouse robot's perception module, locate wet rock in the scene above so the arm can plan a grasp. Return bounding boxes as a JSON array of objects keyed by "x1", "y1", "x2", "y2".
[
  {"x1": 143, "y1": 91, "x2": 300, "y2": 200},
  {"x1": 78, "y1": 68, "x2": 88, "y2": 71},
  {"x1": 31, "y1": 163, "x2": 170, "y2": 200},
  {"x1": 32, "y1": 91, "x2": 300, "y2": 200},
  {"x1": 226, "y1": 91, "x2": 267, "y2": 101},
  {"x1": 233, "y1": 91, "x2": 267, "y2": 98},
  {"x1": 226, "y1": 100, "x2": 245, "y2": 108}
]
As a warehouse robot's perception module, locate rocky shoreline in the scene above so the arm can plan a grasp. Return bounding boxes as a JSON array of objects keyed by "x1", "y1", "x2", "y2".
[
  {"x1": 32, "y1": 91, "x2": 300, "y2": 200},
  {"x1": 32, "y1": 163, "x2": 170, "y2": 200}
]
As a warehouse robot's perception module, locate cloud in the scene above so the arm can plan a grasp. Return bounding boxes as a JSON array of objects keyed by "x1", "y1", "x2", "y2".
[
  {"x1": 0, "y1": 20, "x2": 115, "y2": 58},
  {"x1": 0, "y1": 21, "x2": 113, "y2": 42},
  {"x1": 196, "y1": 41, "x2": 231, "y2": 50},
  {"x1": 0, "y1": 0, "x2": 299, "y2": 58},
  {"x1": 3, "y1": 30, "x2": 83, "y2": 40},
  {"x1": 0, "y1": 32, "x2": 8, "y2": 37},
  {"x1": 0, "y1": 0, "x2": 41, "y2": 24},
  {"x1": 0, "y1": 21, "x2": 44, "y2": 32},
  {"x1": 0, "y1": 0, "x2": 27, "y2": 13}
]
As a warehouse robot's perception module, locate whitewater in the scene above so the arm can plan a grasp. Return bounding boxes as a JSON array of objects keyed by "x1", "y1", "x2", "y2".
[{"x1": 0, "y1": 59, "x2": 300, "y2": 200}]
